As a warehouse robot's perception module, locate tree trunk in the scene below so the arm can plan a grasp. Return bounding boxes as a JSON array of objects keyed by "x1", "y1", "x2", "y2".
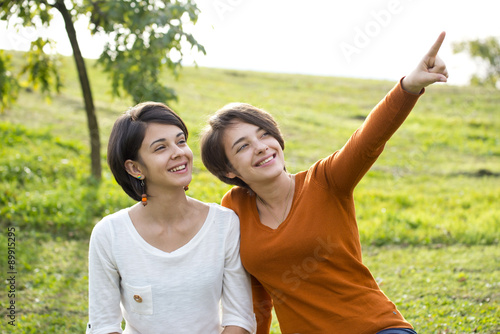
[{"x1": 54, "y1": 0, "x2": 101, "y2": 180}]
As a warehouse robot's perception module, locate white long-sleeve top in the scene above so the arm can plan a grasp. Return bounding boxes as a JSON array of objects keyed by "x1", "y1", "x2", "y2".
[{"x1": 87, "y1": 203, "x2": 256, "y2": 334}]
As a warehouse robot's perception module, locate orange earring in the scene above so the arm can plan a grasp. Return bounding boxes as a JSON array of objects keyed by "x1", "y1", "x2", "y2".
[{"x1": 137, "y1": 175, "x2": 147, "y2": 206}]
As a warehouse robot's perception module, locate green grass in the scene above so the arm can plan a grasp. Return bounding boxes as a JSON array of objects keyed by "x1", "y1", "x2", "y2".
[
  {"x1": 362, "y1": 245, "x2": 500, "y2": 334},
  {"x1": 0, "y1": 52, "x2": 499, "y2": 332},
  {"x1": 0, "y1": 235, "x2": 498, "y2": 333},
  {"x1": 0, "y1": 233, "x2": 88, "y2": 333}
]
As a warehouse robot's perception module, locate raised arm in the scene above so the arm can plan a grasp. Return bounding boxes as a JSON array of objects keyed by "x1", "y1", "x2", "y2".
[
  {"x1": 323, "y1": 32, "x2": 448, "y2": 193},
  {"x1": 402, "y1": 31, "x2": 449, "y2": 94}
]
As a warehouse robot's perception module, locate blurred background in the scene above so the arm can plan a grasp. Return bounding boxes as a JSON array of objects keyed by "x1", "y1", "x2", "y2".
[{"x1": 1, "y1": 0, "x2": 499, "y2": 86}]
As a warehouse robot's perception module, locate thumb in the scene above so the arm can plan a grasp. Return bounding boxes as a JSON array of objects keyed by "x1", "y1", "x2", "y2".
[{"x1": 425, "y1": 72, "x2": 448, "y2": 85}]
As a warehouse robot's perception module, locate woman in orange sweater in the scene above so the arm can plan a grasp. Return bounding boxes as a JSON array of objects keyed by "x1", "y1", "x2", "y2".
[{"x1": 200, "y1": 32, "x2": 448, "y2": 334}]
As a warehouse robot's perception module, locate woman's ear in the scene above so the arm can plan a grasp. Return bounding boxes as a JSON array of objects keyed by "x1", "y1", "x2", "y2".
[
  {"x1": 225, "y1": 171, "x2": 238, "y2": 179},
  {"x1": 125, "y1": 160, "x2": 144, "y2": 179}
]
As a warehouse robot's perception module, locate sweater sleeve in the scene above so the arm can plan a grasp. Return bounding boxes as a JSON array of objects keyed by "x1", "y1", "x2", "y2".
[
  {"x1": 222, "y1": 191, "x2": 272, "y2": 334},
  {"x1": 314, "y1": 78, "x2": 423, "y2": 194},
  {"x1": 252, "y1": 276, "x2": 273, "y2": 334},
  {"x1": 220, "y1": 211, "x2": 257, "y2": 333},
  {"x1": 87, "y1": 220, "x2": 123, "y2": 334}
]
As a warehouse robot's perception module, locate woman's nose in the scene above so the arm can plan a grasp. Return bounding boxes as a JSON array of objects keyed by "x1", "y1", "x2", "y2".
[
  {"x1": 255, "y1": 141, "x2": 268, "y2": 154},
  {"x1": 172, "y1": 146, "x2": 185, "y2": 159}
]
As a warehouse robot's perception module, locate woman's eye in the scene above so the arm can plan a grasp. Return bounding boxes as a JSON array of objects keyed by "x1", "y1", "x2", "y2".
[
  {"x1": 154, "y1": 145, "x2": 165, "y2": 152},
  {"x1": 237, "y1": 144, "x2": 248, "y2": 153},
  {"x1": 261, "y1": 132, "x2": 270, "y2": 138}
]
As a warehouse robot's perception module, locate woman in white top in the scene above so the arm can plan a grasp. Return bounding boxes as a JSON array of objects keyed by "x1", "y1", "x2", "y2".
[{"x1": 87, "y1": 102, "x2": 256, "y2": 334}]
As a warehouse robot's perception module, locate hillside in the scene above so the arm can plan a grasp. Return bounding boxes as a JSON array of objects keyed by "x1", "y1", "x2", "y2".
[
  {"x1": 1, "y1": 55, "x2": 499, "y2": 244},
  {"x1": 0, "y1": 54, "x2": 499, "y2": 333}
]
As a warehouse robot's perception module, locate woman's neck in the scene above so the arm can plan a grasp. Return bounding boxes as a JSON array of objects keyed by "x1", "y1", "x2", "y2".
[
  {"x1": 134, "y1": 187, "x2": 196, "y2": 227},
  {"x1": 251, "y1": 172, "x2": 294, "y2": 209}
]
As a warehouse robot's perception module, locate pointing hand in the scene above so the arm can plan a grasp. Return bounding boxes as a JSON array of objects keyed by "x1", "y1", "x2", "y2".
[{"x1": 402, "y1": 31, "x2": 449, "y2": 94}]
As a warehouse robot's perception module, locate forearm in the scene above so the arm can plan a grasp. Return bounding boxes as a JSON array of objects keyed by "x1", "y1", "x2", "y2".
[
  {"x1": 88, "y1": 229, "x2": 123, "y2": 333},
  {"x1": 365, "y1": 78, "x2": 422, "y2": 144},
  {"x1": 252, "y1": 276, "x2": 273, "y2": 334},
  {"x1": 222, "y1": 326, "x2": 250, "y2": 334},
  {"x1": 326, "y1": 79, "x2": 422, "y2": 192}
]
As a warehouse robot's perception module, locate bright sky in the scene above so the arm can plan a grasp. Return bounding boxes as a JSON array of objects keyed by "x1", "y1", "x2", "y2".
[{"x1": 1, "y1": 0, "x2": 499, "y2": 86}]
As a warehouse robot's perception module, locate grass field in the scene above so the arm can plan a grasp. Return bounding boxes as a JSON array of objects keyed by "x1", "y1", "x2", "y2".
[{"x1": 0, "y1": 53, "x2": 499, "y2": 333}]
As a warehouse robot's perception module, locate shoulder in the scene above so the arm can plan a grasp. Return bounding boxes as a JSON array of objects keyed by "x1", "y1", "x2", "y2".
[
  {"x1": 91, "y1": 208, "x2": 130, "y2": 241},
  {"x1": 209, "y1": 203, "x2": 239, "y2": 225},
  {"x1": 310, "y1": 151, "x2": 340, "y2": 172},
  {"x1": 206, "y1": 203, "x2": 241, "y2": 238},
  {"x1": 302, "y1": 152, "x2": 340, "y2": 184},
  {"x1": 221, "y1": 186, "x2": 252, "y2": 210},
  {"x1": 206, "y1": 204, "x2": 242, "y2": 252}
]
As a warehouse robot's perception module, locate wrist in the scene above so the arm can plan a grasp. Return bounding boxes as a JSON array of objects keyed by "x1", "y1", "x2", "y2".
[{"x1": 401, "y1": 76, "x2": 423, "y2": 95}]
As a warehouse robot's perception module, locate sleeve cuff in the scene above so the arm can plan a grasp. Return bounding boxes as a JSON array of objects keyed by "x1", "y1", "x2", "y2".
[{"x1": 399, "y1": 76, "x2": 425, "y2": 96}]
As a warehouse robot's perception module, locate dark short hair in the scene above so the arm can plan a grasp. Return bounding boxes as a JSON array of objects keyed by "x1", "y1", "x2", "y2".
[
  {"x1": 200, "y1": 103, "x2": 284, "y2": 190},
  {"x1": 107, "y1": 102, "x2": 188, "y2": 201}
]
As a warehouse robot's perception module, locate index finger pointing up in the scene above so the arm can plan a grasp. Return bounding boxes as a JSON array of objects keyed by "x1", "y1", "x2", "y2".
[{"x1": 427, "y1": 31, "x2": 446, "y2": 58}]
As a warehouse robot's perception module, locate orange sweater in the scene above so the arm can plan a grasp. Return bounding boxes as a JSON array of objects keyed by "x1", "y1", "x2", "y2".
[{"x1": 221, "y1": 79, "x2": 423, "y2": 334}]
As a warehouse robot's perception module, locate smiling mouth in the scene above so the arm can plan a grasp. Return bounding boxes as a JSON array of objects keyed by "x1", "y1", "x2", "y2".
[
  {"x1": 168, "y1": 164, "x2": 186, "y2": 172},
  {"x1": 256, "y1": 155, "x2": 275, "y2": 166}
]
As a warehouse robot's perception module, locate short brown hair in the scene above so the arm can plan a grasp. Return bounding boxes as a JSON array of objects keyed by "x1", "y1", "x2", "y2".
[
  {"x1": 107, "y1": 102, "x2": 188, "y2": 201},
  {"x1": 200, "y1": 103, "x2": 284, "y2": 189}
]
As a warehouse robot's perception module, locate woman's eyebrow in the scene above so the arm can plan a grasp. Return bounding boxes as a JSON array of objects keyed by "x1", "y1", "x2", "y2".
[
  {"x1": 149, "y1": 138, "x2": 166, "y2": 148},
  {"x1": 231, "y1": 136, "x2": 247, "y2": 150},
  {"x1": 231, "y1": 127, "x2": 263, "y2": 149},
  {"x1": 148, "y1": 132, "x2": 185, "y2": 148}
]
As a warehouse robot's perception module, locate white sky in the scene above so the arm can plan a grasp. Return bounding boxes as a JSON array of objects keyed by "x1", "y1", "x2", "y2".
[{"x1": 1, "y1": 0, "x2": 499, "y2": 86}]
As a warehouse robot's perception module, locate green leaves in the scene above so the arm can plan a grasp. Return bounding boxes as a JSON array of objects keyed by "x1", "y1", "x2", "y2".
[
  {"x1": 1, "y1": 0, "x2": 206, "y2": 180},
  {"x1": 453, "y1": 37, "x2": 500, "y2": 88},
  {"x1": 0, "y1": 1, "x2": 61, "y2": 107},
  {"x1": 0, "y1": 0, "x2": 54, "y2": 26},
  {"x1": 20, "y1": 38, "x2": 62, "y2": 96},
  {"x1": 0, "y1": 51, "x2": 20, "y2": 112},
  {"x1": 93, "y1": 0, "x2": 205, "y2": 103}
]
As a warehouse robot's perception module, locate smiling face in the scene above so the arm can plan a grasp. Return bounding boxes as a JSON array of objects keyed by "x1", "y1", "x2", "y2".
[
  {"x1": 125, "y1": 123, "x2": 193, "y2": 194},
  {"x1": 223, "y1": 120, "x2": 285, "y2": 186}
]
